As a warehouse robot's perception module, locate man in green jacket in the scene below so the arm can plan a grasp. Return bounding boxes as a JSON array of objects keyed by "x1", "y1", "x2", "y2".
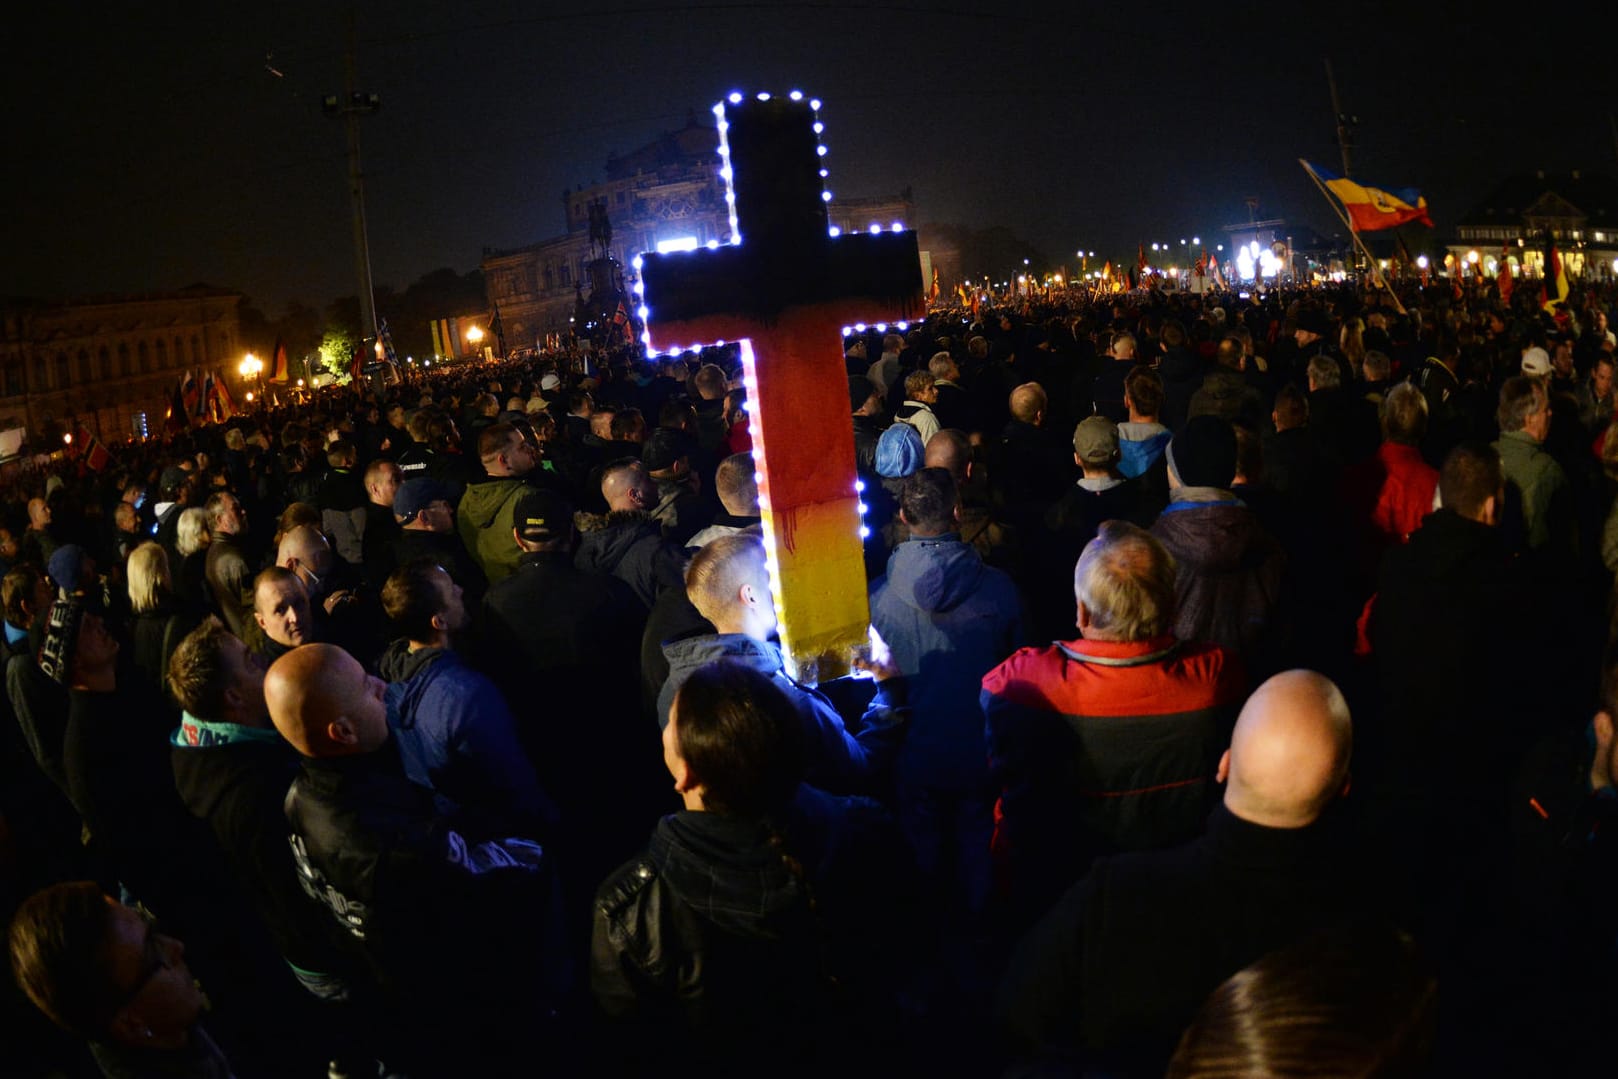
[
  {"x1": 456, "y1": 422, "x2": 542, "y2": 584},
  {"x1": 1493, "y1": 374, "x2": 1572, "y2": 559}
]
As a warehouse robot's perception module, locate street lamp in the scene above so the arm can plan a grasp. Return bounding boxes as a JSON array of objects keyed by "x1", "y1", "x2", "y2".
[
  {"x1": 239, "y1": 353, "x2": 264, "y2": 404},
  {"x1": 466, "y1": 326, "x2": 486, "y2": 356}
]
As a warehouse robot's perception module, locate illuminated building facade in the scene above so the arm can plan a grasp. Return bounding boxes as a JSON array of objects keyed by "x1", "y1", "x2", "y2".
[
  {"x1": 481, "y1": 113, "x2": 914, "y2": 348},
  {"x1": 1449, "y1": 170, "x2": 1618, "y2": 280},
  {"x1": 0, "y1": 286, "x2": 241, "y2": 446}
]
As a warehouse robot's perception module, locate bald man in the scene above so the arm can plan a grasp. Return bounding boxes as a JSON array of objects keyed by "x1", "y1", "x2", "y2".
[
  {"x1": 575, "y1": 459, "x2": 686, "y2": 609},
  {"x1": 891, "y1": 427, "x2": 1014, "y2": 567},
  {"x1": 998, "y1": 670, "x2": 1363, "y2": 1073},
  {"x1": 270, "y1": 644, "x2": 560, "y2": 1070}
]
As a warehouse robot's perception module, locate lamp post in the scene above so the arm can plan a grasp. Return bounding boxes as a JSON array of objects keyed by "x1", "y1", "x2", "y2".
[
  {"x1": 466, "y1": 325, "x2": 485, "y2": 359},
  {"x1": 239, "y1": 353, "x2": 263, "y2": 409}
]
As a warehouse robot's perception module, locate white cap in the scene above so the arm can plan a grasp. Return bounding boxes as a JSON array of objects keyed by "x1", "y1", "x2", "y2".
[
  {"x1": 539, "y1": 373, "x2": 561, "y2": 391},
  {"x1": 1521, "y1": 347, "x2": 1551, "y2": 377}
]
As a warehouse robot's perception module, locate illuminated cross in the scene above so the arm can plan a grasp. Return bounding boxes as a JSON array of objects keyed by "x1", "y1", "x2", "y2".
[{"x1": 636, "y1": 90, "x2": 922, "y2": 680}]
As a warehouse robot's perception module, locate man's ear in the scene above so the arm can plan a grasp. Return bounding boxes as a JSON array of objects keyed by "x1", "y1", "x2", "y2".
[
  {"x1": 1481, "y1": 493, "x2": 1499, "y2": 527},
  {"x1": 671, "y1": 762, "x2": 699, "y2": 795},
  {"x1": 327, "y1": 717, "x2": 359, "y2": 747},
  {"x1": 429, "y1": 611, "x2": 448, "y2": 635},
  {"x1": 1595, "y1": 710, "x2": 1615, "y2": 746},
  {"x1": 254, "y1": 610, "x2": 269, "y2": 631},
  {"x1": 1216, "y1": 749, "x2": 1231, "y2": 784}
]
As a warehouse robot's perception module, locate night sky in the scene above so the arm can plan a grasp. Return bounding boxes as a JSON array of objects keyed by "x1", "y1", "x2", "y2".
[{"x1": 4, "y1": 2, "x2": 1610, "y2": 310}]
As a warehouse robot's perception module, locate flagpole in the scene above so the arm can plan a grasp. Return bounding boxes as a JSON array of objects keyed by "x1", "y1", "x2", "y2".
[{"x1": 1299, "y1": 160, "x2": 1407, "y2": 316}]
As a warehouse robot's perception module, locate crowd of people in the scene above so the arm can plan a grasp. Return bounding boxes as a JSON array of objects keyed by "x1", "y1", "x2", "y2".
[{"x1": 2, "y1": 277, "x2": 1617, "y2": 1077}]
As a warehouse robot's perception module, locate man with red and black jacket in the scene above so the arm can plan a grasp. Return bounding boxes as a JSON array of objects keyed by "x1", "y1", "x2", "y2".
[{"x1": 982, "y1": 520, "x2": 1245, "y2": 924}]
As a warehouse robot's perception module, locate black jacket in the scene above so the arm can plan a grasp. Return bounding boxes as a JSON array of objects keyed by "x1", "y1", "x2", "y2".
[
  {"x1": 591, "y1": 785, "x2": 915, "y2": 1076},
  {"x1": 170, "y1": 717, "x2": 355, "y2": 976},
  {"x1": 283, "y1": 743, "x2": 559, "y2": 1013},
  {"x1": 998, "y1": 803, "x2": 1364, "y2": 1074},
  {"x1": 575, "y1": 511, "x2": 686, "y2": 610}
]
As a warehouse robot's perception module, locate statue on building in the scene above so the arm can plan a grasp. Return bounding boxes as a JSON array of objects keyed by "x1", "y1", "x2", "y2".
[{"x1": 587, "y1": 197, "x2": 613, "y2": 257}]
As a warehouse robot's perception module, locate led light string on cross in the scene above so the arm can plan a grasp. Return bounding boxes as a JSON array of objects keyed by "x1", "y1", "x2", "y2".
[{"x1": 633, "y1": 89, "x2": 920, "y2": 675}]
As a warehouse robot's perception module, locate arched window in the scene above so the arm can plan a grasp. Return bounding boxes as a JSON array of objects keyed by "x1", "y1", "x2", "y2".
[
  {"x1": 154, "y1": 339, "x2": 167, "y2": 369},
  {"x1": 118, "y1": 343, "x2": 131, "y2": 377},
  {"x1": 173, "y1": 336, "x2": 183, "y2": 367},
  {"x1": 54, "y1": 352, "x2": 70, "y2": 389},
  {"x1": 3, "y1": 362, "x2": 21, "y2": 397},
  {"x1": 543, "y1": 266, "x2": 554, "y2": 290},
  {"x1": 137, "y1": 340, "x2": 150, "y2": 373},
  {"x1": 190, "y1": 336, "x2": 200, "y2": 365},
  {"x1": 98, "y1": 347, "x2": 111, "y2": 380},
  {"x1": 32, "y1": 356, "x2": 47, "y2": 389}
]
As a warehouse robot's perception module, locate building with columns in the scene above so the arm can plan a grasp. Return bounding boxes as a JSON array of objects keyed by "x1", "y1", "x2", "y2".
[
  {"x1": 1448, "y1": 170, "x2": 1618, "y2": 281},
  {"x1": 482, "y1": 114, "x2": 915, "y2": 349},
  {"x1": 0, "y1": 285, "x2": 241, "y2": 447}
]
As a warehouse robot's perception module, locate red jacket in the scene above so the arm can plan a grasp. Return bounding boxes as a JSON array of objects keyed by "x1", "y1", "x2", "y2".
[
  {"x1": 1364, "y1": 441, "x2": 1439, "y2": 544},
  {"x1": 981, "y1": 635, "x2": 1244, "y2": 915}
]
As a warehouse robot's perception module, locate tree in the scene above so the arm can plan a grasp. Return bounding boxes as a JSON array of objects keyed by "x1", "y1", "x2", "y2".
[{"x1": 317, "y1": 326, "x2": 357, "y2": 383}]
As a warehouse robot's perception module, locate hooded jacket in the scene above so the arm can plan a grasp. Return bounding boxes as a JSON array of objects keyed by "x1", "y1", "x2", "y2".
[
  {"x1": 378, "y1": 642, "x2": 554, "y2": 829},
  {"x1": 575, "y1": 510, "x2": 686, "y2": 609},
  {"x1": 658, "y1": 634, "x2": 907, "y2": 796},
  {"x1": 1116, "y1": 422, "x2": 1172, "y2": 481},
  {"x1": 591, "y1": 784, "x2": 914, "y2": 1075},
  {"x1": 1186, "y1": 368, "x2": 1265, "y2": 431},
  {"x1": 869, "y1": 536, "x2": 1025, "y2": 790},
  {"x1": 455, "y1": 475, "x2": 529, "y2": 583},
  {"x1": 1151, "y1": 489, "x2": 1285, "y2": 667}
]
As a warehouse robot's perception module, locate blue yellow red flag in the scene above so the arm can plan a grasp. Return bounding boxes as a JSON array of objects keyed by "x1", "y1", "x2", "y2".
[{"x1": 1301, "y1": 160, "x2": 1433, "y2": 231}]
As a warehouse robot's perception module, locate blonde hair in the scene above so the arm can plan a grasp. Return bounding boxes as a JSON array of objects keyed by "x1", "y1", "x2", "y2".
[
  {"x1": 176, "y1": 507, "x2": 211, "y2": 557},
  {"x1": 1074, "y1": 521, "x2": 1178, "y2": 641},
  {"x1": 127, "y1": 542, "x2": 171, "y2": 615},
  {"x1": 685, "y1": 533, "x2": 768, "y2": 624}
]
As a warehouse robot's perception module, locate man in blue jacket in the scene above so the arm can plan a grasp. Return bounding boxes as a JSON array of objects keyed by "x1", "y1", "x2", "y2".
[
  {"x1": 377, "y1": 560, "x2": 555, "y2": 831},
  {"x1": 870, "y1": 467, "x2": 1025, "y2": 919},
  {"x1": 658, "y1": 533, "x2": 907, "y2": 797}
]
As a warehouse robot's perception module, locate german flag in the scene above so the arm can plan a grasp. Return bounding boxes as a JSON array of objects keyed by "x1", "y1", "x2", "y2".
[{"x1": 1541, "y1": 242, "x2": 1569, "y2": 313}]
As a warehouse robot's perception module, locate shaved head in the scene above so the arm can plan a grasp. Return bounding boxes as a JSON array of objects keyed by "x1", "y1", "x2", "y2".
[
  {"x1": 1221, "y1": 670, "x2": 1352, "y2": 828},
  {"x1": 923, "y1": 428, "x2": 972, "y2": 485},
  {"x1": 277, "y1": 525, "x2": 331, "y2": 574},
  {"x1": 265, "y1": 644, "x2": 388, "y2": 758},
  {"x1": 601, "y1": 459, "x2": 655, "y2": 512},
  {"x1": 1009, "y1": 382, "x2": 1047, "y2": 425}
]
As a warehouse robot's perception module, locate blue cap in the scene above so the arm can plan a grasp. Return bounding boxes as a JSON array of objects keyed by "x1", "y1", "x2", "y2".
[
  {"x1": 875, "y1": 422, "x2": 924, "y2": 478},
  {"x1": 47, "y1": 544, "x2": 87, "y2": 595},
  {"x1": 394, "y1": 478, "x2": 450, "y2": 524}
]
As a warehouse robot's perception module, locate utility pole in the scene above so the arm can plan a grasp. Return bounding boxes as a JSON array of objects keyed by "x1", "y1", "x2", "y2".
[
  {"x1": 324, "y1": 11, "x2": 381, "y2": 354},
  {"x1": 1326, "y1": 59, "x2": 1356, "y2": 178}
]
